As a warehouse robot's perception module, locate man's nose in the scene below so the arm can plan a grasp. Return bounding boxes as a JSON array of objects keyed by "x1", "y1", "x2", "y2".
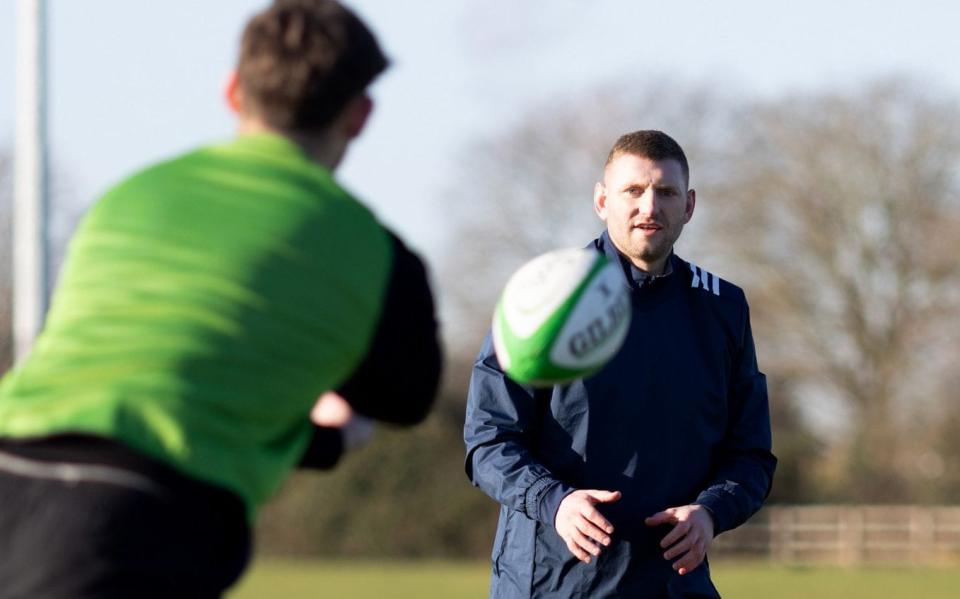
[{"x1": 637, "y1": 190, "x2": 658, "y2": 216}]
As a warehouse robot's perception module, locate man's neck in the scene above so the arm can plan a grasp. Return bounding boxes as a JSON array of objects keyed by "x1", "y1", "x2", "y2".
[
  {"x1": 627, "y1": 255, "x2": 669, "y2": 277},
  {"x1": 606, "y1": 235, "x2": 672, "y2": 276},
  {"x1": 237, "y1": 118, "x2": 345, "y2": 172}
]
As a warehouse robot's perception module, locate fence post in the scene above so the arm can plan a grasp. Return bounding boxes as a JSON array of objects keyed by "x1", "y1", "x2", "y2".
[
  {"x1": 910, "y1": 507, "x2": 935, "y2": 565},
  {"x1": 838, "y1": 506, "x2": 864, "y2": 565},
  {"x1": 772, "y1": 507, "x2": 795, "y2": 564}
]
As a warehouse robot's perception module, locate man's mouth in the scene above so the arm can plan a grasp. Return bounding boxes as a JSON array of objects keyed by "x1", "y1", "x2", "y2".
[{"x1": 634, "y1": 222, "x2": 662, "y2": 235}]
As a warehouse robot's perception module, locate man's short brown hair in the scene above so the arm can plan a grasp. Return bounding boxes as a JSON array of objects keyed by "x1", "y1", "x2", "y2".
[
  {"x1": 237, "y1": 0, "x2": 389, "y2": 132},
  {"x1": 605, "y1": 130, "x2": 690, "y2": 187}
]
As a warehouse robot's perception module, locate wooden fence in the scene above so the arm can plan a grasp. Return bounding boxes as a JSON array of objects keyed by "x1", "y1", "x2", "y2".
[{"x1": 711, "y1": 506, "x2": 960, "y2": 565}]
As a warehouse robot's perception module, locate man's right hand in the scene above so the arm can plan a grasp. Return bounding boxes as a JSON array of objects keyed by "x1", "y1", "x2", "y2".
[{"x1": 554, "y1": 489, "x2": 621, "y2": 564}]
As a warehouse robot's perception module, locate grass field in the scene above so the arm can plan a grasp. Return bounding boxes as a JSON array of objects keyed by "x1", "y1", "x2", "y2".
[{"x1": 227, "y1": 559, "x2": 960, "y2": 598}]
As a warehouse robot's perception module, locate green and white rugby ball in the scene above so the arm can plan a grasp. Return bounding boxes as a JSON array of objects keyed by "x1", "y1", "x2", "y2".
[{"x1": 492, "y1": 247, "x2": 631, "y2": 386}]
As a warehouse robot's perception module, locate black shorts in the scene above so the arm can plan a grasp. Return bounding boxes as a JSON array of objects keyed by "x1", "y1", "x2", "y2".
[{"x1": 0, "y1": 435, "x2": 251, "y2": 599}]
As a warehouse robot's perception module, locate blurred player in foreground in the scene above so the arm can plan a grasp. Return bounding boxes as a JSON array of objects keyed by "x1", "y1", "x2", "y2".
[
  {"x1": 0, "y1": 1, "x2": 441, "y2": 597},
  {"x1": 464, "y1": 130, "x2": 775, "y2": 597}
]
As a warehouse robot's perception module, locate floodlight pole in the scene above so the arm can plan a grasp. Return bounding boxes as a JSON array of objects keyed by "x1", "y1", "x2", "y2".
[{"x1": 13, "y1": 0, "x2": 50, "y2": 362}]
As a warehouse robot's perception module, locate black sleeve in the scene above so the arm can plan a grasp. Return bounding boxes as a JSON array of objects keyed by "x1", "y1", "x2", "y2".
[
  {"x1": 298, "y1": 426, "x2": 344, "y2": 469},
  {"x1": 336, "y1": 232, "x2": 442, "y2": 426}
]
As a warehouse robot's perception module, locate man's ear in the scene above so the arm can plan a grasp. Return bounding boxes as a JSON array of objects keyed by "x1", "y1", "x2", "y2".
[
  {"x1": 342, "y1": 94, "x2": 373, "y2": 139},
  {"x1": 593, "y1": 182, "x2": 608, "y2": 221},
  {"x1": 684, "y1": 189, "x2": 696, "y2": 224},
  {"x1": 223, "y1": 70, "x2": 242, "y2": 115}
]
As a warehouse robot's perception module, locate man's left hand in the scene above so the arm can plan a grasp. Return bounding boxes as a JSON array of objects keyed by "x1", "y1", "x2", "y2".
[{"x1": 644, "y1": 504, "x2": 715, "y2": 575}]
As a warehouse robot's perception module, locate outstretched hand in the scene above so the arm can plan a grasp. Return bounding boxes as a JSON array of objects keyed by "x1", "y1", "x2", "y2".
[
  {"x1": 554, "y1": 489, "x2": 621, "y2": 564},
  {"x1": 645, "y1": 504, "x2": 715, "y2": 575},
  {"x1": 311, "y1": 391, "x2": 374, "y2": 450}
]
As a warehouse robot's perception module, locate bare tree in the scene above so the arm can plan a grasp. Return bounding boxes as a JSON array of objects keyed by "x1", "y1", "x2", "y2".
[
  {"x1": 437, "y1": 77, "x2": 960, "y2": 504},
  {"x1": 707, "y1": 79, "x2": 960, "y2": 501}
]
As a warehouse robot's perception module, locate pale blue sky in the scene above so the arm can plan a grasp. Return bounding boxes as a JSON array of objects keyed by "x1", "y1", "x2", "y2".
[{"x1": 2, "y1": 0, "x2": 960, "y2": 261}]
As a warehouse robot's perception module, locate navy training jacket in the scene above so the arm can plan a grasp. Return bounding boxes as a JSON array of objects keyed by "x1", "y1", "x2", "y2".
[{"x1": 464, "y1": 232, "x2": 777, "y2": 598}]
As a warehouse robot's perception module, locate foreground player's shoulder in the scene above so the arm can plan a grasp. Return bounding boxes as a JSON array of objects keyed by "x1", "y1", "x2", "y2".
[{"x1": 79, "y1": 149, "x2": 205, "y2": 227}]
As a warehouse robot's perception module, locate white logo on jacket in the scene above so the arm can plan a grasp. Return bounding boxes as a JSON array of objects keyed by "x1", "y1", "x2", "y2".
[{"x1": 689, "y1": 263, "x2": 721, "y2": 296}]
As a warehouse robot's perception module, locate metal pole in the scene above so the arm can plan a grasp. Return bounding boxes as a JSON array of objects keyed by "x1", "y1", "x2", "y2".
[{"x1": 13, "y1": 0, "x2": 50, "y2": 362}]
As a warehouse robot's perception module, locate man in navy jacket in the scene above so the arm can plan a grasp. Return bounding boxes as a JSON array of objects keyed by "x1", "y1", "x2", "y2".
[{"x1": 464, "y1": 130, "x2": 776, "y2": 598}]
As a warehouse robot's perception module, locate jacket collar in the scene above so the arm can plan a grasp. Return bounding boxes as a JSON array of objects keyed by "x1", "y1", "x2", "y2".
[{"x1": 594, "y1": 230, "x2": 679, "y2": 291}]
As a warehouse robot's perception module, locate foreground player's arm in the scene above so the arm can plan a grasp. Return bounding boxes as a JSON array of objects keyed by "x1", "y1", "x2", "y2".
[
  {"x1": 300, "y1": 234, "x2": 440, "y2": 469},
  {"x1": 693, "y1": 299, "x2": 777, "y2": 534},
  {"x1": 299, "y1": 392, "x2": 374, "y2": 469},
  {"x1": 298, "y1": 426, "x2": 344, "y2": 469},
  {"x1": 336, "y1": 232, "x2": 442, "y2": 426}
]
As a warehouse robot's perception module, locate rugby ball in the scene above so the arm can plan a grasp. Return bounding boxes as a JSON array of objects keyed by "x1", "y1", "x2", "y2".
[{"x1": 492, "y1": 247, "x2": 631, "y2": 386}]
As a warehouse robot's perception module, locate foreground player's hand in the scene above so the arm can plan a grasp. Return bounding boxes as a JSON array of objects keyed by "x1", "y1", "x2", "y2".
[
  {"x1": 311, "y1": 392, "x2": 353, "y2": 427},
  {"x1": 645, "y1": 504, "x2": 715, "y2": 575},
  {"x1": 311, "y1": 392, "x2": 374, "y2": 450},
  {"x1": 554, "y1": 489, "x2": 621, "y2": 564}
]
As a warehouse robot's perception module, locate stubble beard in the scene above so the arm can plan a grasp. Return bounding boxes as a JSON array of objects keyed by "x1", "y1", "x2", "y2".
[{"x1": 624, "y1": 224, "x2": 682, "y2": 271}]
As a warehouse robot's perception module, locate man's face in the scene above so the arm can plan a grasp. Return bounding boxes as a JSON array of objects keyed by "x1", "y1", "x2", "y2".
[{"x1": 593, "y1": 153, "x2": 695, "y2": 272}]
